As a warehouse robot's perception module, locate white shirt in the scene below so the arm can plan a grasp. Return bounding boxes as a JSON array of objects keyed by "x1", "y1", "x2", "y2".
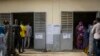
[{"x1": 91, "y1": 23, "x2": 100, "y2": 39}]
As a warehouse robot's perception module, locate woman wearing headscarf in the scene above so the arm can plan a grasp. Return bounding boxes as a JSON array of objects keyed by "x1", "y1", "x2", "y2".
[{"x1": 76, "y1": 21, "x2": 85, "y2": 49}]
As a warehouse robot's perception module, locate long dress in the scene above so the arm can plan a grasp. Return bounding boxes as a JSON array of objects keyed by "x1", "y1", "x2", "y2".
[{"x1": 76, "y1": 25, "x2": 84, "y2": 49}]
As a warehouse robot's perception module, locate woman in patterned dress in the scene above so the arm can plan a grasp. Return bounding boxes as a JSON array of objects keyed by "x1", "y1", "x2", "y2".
[{"x1": 76, "y1": 21, "x2": 85, "y2": 49}]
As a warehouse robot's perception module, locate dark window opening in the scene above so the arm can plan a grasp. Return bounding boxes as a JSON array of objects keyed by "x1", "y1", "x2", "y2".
[
  {"x1": 13, "y1": 12, "x2": 34, "y2": 48},
  {"x1": 73, "y1": 12, "x2": 97, "y2": 50}
]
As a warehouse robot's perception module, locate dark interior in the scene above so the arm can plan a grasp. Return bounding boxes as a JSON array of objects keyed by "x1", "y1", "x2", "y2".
[
  {"x1": 13, "y1": 12, "x2": 34, "y2": 48},
  {"x1": 73, "y1": 12, "x2": 97, "y2": 49}
]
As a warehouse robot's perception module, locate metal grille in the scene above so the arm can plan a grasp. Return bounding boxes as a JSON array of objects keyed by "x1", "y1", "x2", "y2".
[
  {"x1": 61, "y1": 12, "x2": 73, "y2": 33},
  {"x1": 34, "y1": 12, "x2": 46, "y2": 32},
  {"x1": 0, "y1": 13, "x2": 12, "y2": 25},
  {"x1": 96, "y1": 12, "x2": 100, "y2": 18}
]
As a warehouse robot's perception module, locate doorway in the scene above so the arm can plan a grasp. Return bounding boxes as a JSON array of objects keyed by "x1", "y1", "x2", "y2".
[
  {"x1": 73, "y1": 12, "x2": 96, "y2": 50},
  {"x1": 13, "y1": 12, "x2": 34, "y2": 48}
]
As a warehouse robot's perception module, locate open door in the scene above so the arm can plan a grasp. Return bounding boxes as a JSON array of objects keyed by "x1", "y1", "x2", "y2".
[
  {"x1": 13, "y1": 12, "x2": 34, "y2": 48},
  {"x1": 73, "y1": 12, "x2": 96, "y2": 50}
]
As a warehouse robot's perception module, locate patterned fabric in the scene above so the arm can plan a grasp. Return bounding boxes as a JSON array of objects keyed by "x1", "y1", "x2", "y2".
[{"x1": 76, "y1": 22, "x2": 85, "y2": 49}]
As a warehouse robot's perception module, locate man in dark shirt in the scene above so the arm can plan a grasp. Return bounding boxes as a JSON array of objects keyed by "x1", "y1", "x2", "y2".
[
  {"x1": 3, "y1": 19, "x2": 11, "y2": 56},
  {"x1": 14, "y1": 19, "x2": 21, "y2": 54}
]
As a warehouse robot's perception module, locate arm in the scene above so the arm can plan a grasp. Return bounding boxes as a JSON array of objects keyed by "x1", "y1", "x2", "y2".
[{"x1": 91, "y1": 25, "x2": 96, "y2": 35}]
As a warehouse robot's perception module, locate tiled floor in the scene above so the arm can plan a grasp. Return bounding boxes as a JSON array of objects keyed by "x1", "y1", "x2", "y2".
[{"x1": 19, "y1": 49, "x2": 87, "y2": 56}]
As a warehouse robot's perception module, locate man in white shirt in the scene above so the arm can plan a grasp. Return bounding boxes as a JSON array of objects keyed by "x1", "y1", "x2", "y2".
[{"x1": 91, "y1": 18, "x2": 100, "y2": 56}]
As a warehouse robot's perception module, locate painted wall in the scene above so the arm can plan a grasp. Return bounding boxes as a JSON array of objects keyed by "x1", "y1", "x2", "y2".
[
  {"x1": 0, "y1": 0, "x2": 100, "y2": 50},
  {"x1": 0, "y1": 0, "x2": 100, "y2": 25}
]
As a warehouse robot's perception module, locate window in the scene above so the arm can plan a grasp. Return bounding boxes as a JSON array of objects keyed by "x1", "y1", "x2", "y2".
[
  {"x1": 34, "y1": 12, "x2": 46, "y2": 32},
  {"x1": 0, "y1": 13, "x2": 12, "y2": 25},
  {"x1": 61, "y1": 12, "x2": 73, "y2": 33}
]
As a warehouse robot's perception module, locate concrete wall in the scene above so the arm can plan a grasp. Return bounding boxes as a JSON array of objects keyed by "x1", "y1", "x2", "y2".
[
  {"x1": 0, "y1": 0, "x2": 100, "y2": 51},
  {"x1": 0, "y1": 0, "x2": 100, "y2": 24}
]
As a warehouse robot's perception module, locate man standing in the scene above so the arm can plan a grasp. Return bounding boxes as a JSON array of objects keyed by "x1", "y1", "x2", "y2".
[
  {"x1": 14, "y1": 19, "x2": 20, "y2": 55},
  {"x1": 20, "y1": 22, "x2": 26, "y2": 53},
  {"x1": 88, "y1": 20, "x2": 97, "y2": 56},
  {"x1": 91, "y1": 18, "x2": 100, "y2": 56},
  {"x1": 3, "y1": 19, "x2": 11, "y2": 56}
]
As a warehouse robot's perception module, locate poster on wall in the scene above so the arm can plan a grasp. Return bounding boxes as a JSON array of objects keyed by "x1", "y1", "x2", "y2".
[
  {"x1": 53, "y1": 25, "x2": 61, "y2": 34},
  {"x1": 46, "y1": 24, "x2": 61, "y2": 44},
  {"x1": 46, "y1": 25, "x2": 53, "y2": 44},
  {"x1": 35, "y1": 33, "x2": 43, "y2": 39},
  {"x1": 63, "y1": 33, "x2": 71, "y2": 39},
  {"x1": 47, "y1": 25, "x2": 53, "y2": 34}
]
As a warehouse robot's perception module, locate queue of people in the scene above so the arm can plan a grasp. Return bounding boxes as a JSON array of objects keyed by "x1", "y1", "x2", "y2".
[
  {"x1": 0, "y1": 17, "x2": 99, "y2": 56},
  {"x1": 76, "y1": 18, "x2": 100, "y2": 56},
  {"x1": 14, "y1": 19, "x2": 32, "y2": 54},
  {"x1": 0, "y1": 19, "x2": 32, "y2": 56},
  {"x1": 76, "y1": 21, "x2": 90, "y2": 50}
]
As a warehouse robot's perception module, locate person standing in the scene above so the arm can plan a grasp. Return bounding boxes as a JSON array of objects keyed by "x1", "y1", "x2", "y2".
[
  {"x1": 91, "y1": 18, "x2": 100, "y2": 56},
  {"x1": 83, "y1": 28, "x2": 89, "y2": 53},
  {"x1": 0, "y1": 26, "x2": 6, "y2": 56},
  {"x1": 3, "y1": 19, "x2": 11, "y2": 56},
  {"x1": 19, "y1": 22, "x2": 26, "y2": 53},
  {"x1": 13, "y1": 19, "x2": 20, "y2": 55},
  {"x1": 88, "y1": 20, "x2": 97, "y2": 56},
  {"x1": 25, "y1": 23, "x2": 32, "y2": 48},
  {"x1": 76, "y1": 21, "x2": 85, "y2": 49}
]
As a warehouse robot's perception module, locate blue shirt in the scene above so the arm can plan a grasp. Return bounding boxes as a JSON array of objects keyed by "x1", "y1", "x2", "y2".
[{"x1": 0, "y1": 26, "x2": 5, "y2": 34}]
